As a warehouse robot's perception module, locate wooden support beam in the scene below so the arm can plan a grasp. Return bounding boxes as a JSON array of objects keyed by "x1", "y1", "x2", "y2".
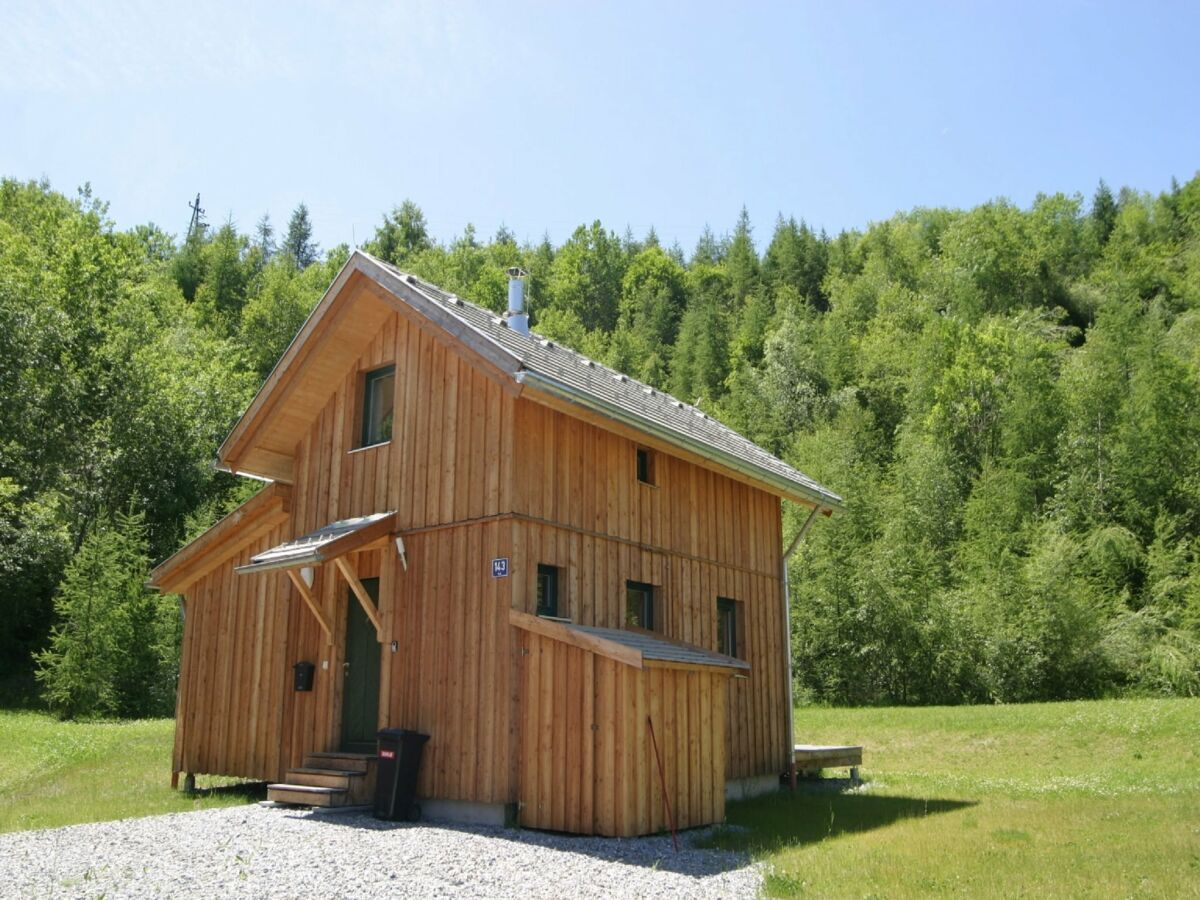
[
  {"x1": 335, "y1": 556, "x2": 384, "y2": 641},
  {"x1": 286, "y1": 569, "x2": 334, "y2": 645}
]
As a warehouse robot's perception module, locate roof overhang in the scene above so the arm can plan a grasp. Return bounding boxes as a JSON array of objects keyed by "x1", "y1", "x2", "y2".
[
  {"x1": 148, "y1": 484, "x2": 292, "y2": 593},
  {"x1": 514, "y1": 370, "x2": 842, "y2": 512}
]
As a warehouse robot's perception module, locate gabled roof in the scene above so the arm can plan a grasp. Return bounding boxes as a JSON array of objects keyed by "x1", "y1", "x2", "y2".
[{"x1": 218, "y1": 250, "x2": 842, "y2": 511}]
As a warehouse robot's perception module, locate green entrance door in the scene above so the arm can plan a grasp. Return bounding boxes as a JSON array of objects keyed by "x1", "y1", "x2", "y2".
[{"x1": 340, "y1": 577, "x2": 381, "y2": 753}]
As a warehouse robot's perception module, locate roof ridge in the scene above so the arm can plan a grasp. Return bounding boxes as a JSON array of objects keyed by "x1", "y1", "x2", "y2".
[
  {"x1": 369, "y1": 255, "x2": 751, "y2": 432},
  {"x1": 355, "y1": 251, "x2": 842, "y2": 510}
]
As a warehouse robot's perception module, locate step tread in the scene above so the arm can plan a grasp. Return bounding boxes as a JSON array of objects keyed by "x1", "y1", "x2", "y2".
[
  {"x1": 308, "y1": 751, "x2": 377, "y2": 760},
  {"x1": 268, "y1": 783, "x2": 345, "y2": 793},
  {"x1": 288, "y1": 767, "x2": 364, "y2": 777}
]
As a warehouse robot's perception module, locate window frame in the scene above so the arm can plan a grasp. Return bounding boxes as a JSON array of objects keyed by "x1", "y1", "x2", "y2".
[
  {"x1": 536, "y1": 564, "x2": 560, "y2": 619},
  {"x1": 625, "y1": 580, "x2": 657, "y2": 631},
  {"x1": 360, "y1": 364, "x2": 396, "y2": 448},
  {"x1": 635, "y1": 446, "x2": 655, "y2": 485},
  {"x1": 716, "y1": 597, "x2": 741, "y2": 659}
]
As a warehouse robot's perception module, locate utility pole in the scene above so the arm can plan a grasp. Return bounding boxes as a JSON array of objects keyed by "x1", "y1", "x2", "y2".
[{"x1": 187, "y1": 193, "x2": 207, "y2": 240}]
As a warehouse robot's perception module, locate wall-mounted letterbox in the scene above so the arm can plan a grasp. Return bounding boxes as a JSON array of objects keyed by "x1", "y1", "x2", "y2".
[{"x1": 293, "y1": 660, "x2": 316, "y2": 692}]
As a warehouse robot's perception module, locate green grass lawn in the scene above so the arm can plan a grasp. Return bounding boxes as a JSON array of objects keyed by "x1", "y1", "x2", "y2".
[
  {"x1": 4, "y1": 701, "x2": 1199, "y2": 899},
  {"x1": 0, "y1": 711, "x2": 260, "y2": 834},
  {"x1": 702, "y1": 698, "x2": 1200, "y2": 898}
]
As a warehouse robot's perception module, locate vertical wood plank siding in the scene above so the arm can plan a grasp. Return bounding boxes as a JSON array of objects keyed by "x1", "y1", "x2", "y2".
[
  {"x1": 172, "y1": 519, "x2": 292, "y2": 780},
  {"x1": 172, "y1": 304, "x2": 788, "y2": 809},
  {"x1": 517, "y1": 629, "x2": 727, "y2": 835},
  {"x1": 511, "y1": 401, "x2": 787, "y2": 782}
]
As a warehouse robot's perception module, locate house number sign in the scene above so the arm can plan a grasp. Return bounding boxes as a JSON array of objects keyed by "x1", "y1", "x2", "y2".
[{"x1": 491, "y1": 557, "x2": 509, "y2": 578}]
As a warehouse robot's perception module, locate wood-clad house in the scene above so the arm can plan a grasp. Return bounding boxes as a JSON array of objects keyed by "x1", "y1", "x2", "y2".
[{"x1": 148, "y1": 251, "x2": 842, "y2": 836}]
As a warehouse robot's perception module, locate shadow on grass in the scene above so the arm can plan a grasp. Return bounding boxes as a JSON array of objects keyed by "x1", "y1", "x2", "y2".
[
  {"x1": 697, "y1": 790, "x2": 977, "y2": 855},
  {"x1": 280, "y1": 789, "x2": 973, "y2": 877},
  {"x1": 187, "y1": 781, "x2": 267, "y2": 801}
]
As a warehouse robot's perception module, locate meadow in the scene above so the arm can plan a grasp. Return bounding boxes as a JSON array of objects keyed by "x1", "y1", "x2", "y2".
[
  {"x1": 0, "y1": 712, "x2": 259, "y2": 834},
  {"x1": 2, "y1": 699, "x2": 1197, "y2": 898},
  {"x1": 704, "y1": 698, "x2": 1200, "y2": 897}
]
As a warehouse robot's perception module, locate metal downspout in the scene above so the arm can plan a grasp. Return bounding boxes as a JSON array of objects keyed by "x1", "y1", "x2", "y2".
[{"x1": 783, "y1": 505, "x2": 821, "y2": 790}]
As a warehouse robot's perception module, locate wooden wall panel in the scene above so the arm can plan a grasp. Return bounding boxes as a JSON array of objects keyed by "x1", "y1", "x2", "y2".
[
  {"x1": 378, "y1": 519, "x2": 513, "y2": 803},
  {"x1": 288, "y1": 308, "x2": 517, "y2": 538},
  {"x1": 517, "y1": 629, "x2": 726, "y2": 836},
  {"x1": 512, "y1": 401, "x2": 782, "y2": 577},
  {"x1": 509, "y1": 518, "x2": 787, "y2": 781},
  {"x1": 172, "y1": 520, "x2": 293, "y2": 781},
  {"x1": 509, "y1": 400, "x2": 788, "y2": 782}
]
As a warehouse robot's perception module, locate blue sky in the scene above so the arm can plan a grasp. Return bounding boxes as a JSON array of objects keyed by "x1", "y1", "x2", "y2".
[{"x1": 3, "y1": 1, "x2": 1197, "y2": 252}]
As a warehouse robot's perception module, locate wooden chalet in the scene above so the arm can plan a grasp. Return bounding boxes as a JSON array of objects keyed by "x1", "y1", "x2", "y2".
[{"x1": 149, "y1": 251, "x2": 842, "y2": 836}]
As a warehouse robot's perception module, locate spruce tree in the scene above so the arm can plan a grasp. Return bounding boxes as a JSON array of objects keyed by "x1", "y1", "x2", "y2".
[
  {"x1": 1091, "y1": 180, "x2": 1118, "y2": 246},
  {"x1": 283, "y1": 202, "x2": 319, "y2": 270},
  {"x1": 36, "y1": 510, "x2": 179, "y2": 719}
]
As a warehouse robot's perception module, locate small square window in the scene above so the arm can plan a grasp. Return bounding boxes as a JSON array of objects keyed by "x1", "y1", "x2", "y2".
[
  {"x1": 626, "y1": 580, "x2": 656, "y2": 630},
  {"x1": 717, "y1": 597, "x2": 741, "y2": 658},
  {"x1": 636, "y1": 447, "x2": 654, "y2": 485},
  {"x1": 361, "y1": 365, "x2": 395, "y2": 447},
  {"x1": 536, "y1": 564, "x2": 559, "y2": 618}
]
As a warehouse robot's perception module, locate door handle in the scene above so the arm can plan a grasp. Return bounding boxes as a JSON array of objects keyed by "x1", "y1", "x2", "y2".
[{"x1": 343, "y1": 661, "x2": 351, "y2": 674}]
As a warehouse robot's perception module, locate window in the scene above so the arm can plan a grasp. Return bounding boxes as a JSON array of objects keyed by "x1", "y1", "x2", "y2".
[
  {"x1": 717, "y1": 597, "x2": 741, "y2": 659},
  {"x1": 536, "y1": 564, "x2": 559, "y2": 618},
  {"x1": 361, "y1": 365, "x2": 395, "y2": 447},
  {"x1": 636, "y1": 447, "x2": 655, "y2": 485},
  {"x1": 626, "y1": 580, "x2": 655, "y2": 630}
]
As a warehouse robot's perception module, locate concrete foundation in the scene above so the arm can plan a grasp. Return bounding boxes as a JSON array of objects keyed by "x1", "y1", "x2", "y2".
[
  {"x1": 724, "y1": 773, "x2": 780, "y2": 801},
  {"x1": 418, "y1": 798, "x2": 519, "y2": 828}
]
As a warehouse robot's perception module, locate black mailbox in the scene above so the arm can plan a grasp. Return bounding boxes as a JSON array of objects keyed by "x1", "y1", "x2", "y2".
[{"x1": 293, "y1": 660, "x2": 315, "y2": 692}]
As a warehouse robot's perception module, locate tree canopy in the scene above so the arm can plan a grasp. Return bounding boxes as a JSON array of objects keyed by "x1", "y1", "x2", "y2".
[{"x1": 2, "y1": 173, "x2": 1198, "y2": 714}]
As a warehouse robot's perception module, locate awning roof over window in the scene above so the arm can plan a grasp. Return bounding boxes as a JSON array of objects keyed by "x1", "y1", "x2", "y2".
[
  {"x1": 570, "y1": 624, "x2": 751, "y2": 672},
  {"x1": 509, "y1": 609, "x2": 750, "y2": 675},
  {"x1": 235, "y1": 511, "x2": 396, "y2": 575}
]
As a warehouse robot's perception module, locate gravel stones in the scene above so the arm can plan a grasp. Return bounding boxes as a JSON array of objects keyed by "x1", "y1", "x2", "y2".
[{"x1": 0, "y1": 803, "x2": 760, "y2": 898}]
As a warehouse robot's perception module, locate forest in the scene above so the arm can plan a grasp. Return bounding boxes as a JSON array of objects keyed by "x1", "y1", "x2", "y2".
[{"x1": 1, "y1": 174, "x2": 1197, "y2": 717}]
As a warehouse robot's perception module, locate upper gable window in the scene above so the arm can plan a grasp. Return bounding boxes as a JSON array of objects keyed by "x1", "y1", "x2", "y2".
[
  {"x1": 361, "y1": 365, "x2": 395, "y2": 447},
  {"x1": 636, "y1": 447, "x2": 655, "y2": 485}
]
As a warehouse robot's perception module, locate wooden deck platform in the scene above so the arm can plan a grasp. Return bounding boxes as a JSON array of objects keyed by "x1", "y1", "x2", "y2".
[{"x1": 794, "y1": 744, "x2": 863, "y2": 778}]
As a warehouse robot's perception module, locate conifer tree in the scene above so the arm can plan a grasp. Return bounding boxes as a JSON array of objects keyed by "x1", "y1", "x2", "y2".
[
  {"x1": 255, "y1": 213, "x2": 276, "y2": 261},
  {"x1": 283, "y1": 202, "x2": 319, "y2": 269},
  {"x1": 36, "y1": 510, "x2": 179, "y2": 719}
]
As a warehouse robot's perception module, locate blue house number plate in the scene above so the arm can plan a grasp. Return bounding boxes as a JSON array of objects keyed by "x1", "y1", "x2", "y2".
[{"x1": 491, "y1": 557, "x2": 509, "y2": 578}]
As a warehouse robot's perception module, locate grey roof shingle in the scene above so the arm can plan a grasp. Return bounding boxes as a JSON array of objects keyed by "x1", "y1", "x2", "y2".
[
  {"x1": 236, "y1": 512, "x2": 391, "y2": 573},
  {"x1": 365, "y1": 253, "x2": 841, "y2": 510},
  {"x1": 570, "y1": 623, "x2": 750, "y2": 672}
]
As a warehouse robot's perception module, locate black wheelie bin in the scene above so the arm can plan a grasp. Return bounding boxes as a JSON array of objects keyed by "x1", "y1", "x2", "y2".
[{"x1": 374, "y1": 728, "x2": 430, "y2": 821}]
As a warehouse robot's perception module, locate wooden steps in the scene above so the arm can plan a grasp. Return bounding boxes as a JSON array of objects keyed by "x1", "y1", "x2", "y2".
[{"x1": 267, "y1": 751, "x2": 377, "y2": 807}]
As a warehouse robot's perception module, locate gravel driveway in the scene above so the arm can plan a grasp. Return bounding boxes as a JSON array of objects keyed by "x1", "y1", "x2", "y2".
[{"x1": 0, "y1": 803, "x2": 761, "y2": 898}]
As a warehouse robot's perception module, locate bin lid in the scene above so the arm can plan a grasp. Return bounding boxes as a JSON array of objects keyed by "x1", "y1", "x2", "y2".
[{"x1": 377, "y1": 728, "x2": 430, "y2": 742}]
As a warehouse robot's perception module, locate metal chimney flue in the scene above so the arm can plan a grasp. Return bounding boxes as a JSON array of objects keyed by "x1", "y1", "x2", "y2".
[{"x1": 506, "y1": 266, "x2": 529, "y2": 335}]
